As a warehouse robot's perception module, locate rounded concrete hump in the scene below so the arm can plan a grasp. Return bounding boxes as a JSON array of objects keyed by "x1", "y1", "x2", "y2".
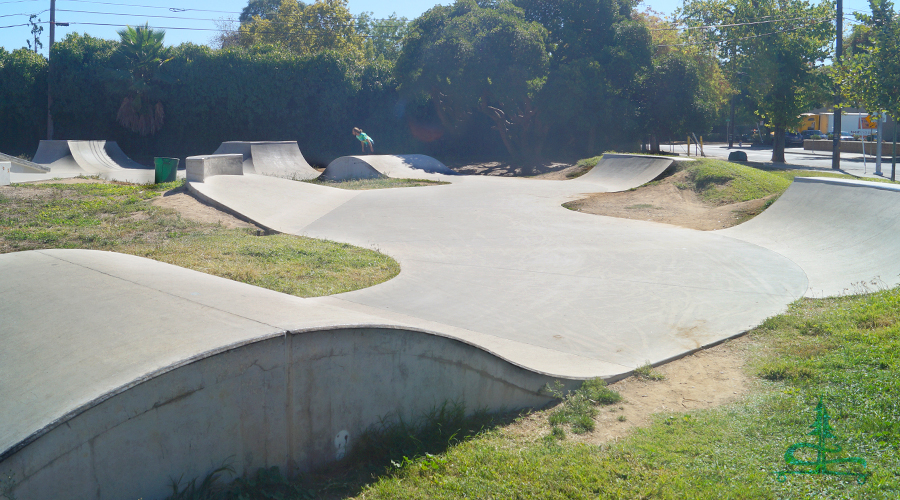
[
  {"x1": 320, "y1": 156, "x2": 388, "y2": 181},
  {"x1": 719, "y1": 177, "x2": 900, "y2": 295},
  {"x1": 577, "y1": 153, "x2": 674, "y2": 192},
  {"x1": 321, "y1": 154, "x2": 453, "y2": 181},
  {"x1": 394, "y1": 154, "x2": 455, "y2": 174},
  {"x1": 249, "y1": 141, "x2": 319, "y2": 180},
  {"x1": 213, "y1": 141, "x2": 257, "y2": 173}
]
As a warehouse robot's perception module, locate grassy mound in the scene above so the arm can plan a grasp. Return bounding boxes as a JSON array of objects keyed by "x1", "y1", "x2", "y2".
[{"x1": 0, "y1": 180, "x2": 399, "y2": 297}]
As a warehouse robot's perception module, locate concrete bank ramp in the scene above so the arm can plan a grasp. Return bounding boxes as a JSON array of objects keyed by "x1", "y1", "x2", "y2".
[
  {"x1": 321, "y1": 154, "x2": 454, "y2": 181},
  {"x1": 0, "y1": 249, "x2": 565, "y2": 500},
  {"x1": 575, "y1": 153, "x2": 675, "y2": 192},
  {"x1": 719, "y1": 177, "x2": 900, "y2": 296},
  {"x1": 212, "y1": 141, "x2": 319, "y2": 180},
  {"x1": 0, "y1": 151, "x2": 49, "y2": 174}
]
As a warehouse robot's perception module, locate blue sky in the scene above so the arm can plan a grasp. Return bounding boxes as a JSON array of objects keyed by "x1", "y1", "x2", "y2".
[{"x1": 0, "y1": 0, "x2": 875, "y2": 57}]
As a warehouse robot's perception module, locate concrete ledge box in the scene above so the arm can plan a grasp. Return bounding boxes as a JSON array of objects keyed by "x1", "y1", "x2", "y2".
[
  {"x1": 186, "y1": 154, "x2": 244, "y2": 183},
  {"x1": 0, "y1": 162, "x2": 10, "y2": 186}
]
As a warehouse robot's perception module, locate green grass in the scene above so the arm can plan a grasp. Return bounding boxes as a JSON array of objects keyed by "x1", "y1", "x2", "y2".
[
  {"x1": 351, "y1": 287, "x2": 900, "y2": 499},
  {"x1": 304, "y1": 178, "x2": 449, "y2": 190},
  {"x1": 543, "y1": 380, "x2": 623, "y2": 437},
  {"x1": 0, "y1": 180, "x2": 399, "y2": 297},
  {"x1": 633, "y1": 362, "x2": 666, "y2": 381},
  {"x1": 685, "y1": 158, "x2": 793, "y2": 205}
]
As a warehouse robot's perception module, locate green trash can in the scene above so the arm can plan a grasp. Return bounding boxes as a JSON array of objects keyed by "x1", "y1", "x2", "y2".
[{"x1": 154, "y1": 157, "x2": 179, "y2": 184}]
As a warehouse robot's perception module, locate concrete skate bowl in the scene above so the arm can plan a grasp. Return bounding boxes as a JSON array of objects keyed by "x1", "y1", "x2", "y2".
[
  {"x1": 29, "y1": 140, "x2": 154, "y2": 183},
  {"x1": 320, "y1": 154, "x2": 455, "y2": 181},
  {"x1": 719, "y1": 177, "x2": 900, "y2": 296},
  {"x1": 0, "y1": 249, "x2": 563, "y2": 500},
  {"x1": 212, "y1": 141, "x2": 319, "y2": 180},
  {"x1": 575, "y1": 153, "x2": 678, "y2": 192}
]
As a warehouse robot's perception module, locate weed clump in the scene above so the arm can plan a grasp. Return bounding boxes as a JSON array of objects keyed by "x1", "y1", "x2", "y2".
[
  {"x1": 633, "y1": 362, "x2": 665, "y2": 381},
  {"x1": 546, "y1": 378, "x2": 622, "y2": 437}
]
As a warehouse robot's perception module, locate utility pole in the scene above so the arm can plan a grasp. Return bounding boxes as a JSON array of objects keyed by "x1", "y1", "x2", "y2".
[
  {"x1": 47, "y1": 0, "x2": 55, "y2": 140},
  {"x1": 831, "y1": 0, "x2": 842, "y2": 170}
]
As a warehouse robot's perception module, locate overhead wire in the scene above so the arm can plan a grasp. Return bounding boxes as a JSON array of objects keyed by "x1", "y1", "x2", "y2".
[
  {"x1": 658, "y1": 17, "x2": 833, "y2": 47},
  {"x1": 0, "y1": 8, "x2": 46, "y2": 17}
]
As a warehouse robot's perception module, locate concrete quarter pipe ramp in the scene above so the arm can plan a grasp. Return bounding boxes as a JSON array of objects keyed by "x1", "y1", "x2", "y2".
[
  {"x1": 213, "y1": 141, "x2": 319, "y2": 180},
  {"x1": 321, "y1": 154, "x2": 455, "y2": 181},
  {"x1": 19, "y1": 140, "x2": 155, "y2": 183},
  {"x1": 575, "y1": 153, "x2": 676, "y2": 192},
  {"x1": 719, "y1": 177, "x2": 900, "y2": 296}
]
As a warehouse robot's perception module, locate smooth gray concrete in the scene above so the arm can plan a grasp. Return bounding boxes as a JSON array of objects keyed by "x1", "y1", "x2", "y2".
[
  {"x1": 320, "y1": 154, "x2": 455, "y2": 181},
  {"x1": 213, "y1": 141, "x2": 319, "y2": 180},
  {"x1": 190, "y1": 169, "x2": 808, "y2": 373},
  {"x1": 0, "y1": 161, "x2": 9, "y2": 185},
  {"x1": 578, "y1": 153, "x2": 675, "y2": 191},
  {"x1": 0, "y1": 152, "x2": 49, "y2": 174},
  {"x1": 15, "y1": 140, "x2": 156, "y2": 183},
  {"x1": 0, "y1": 250, "x2": 564, "y2": 500},
  {"x1": 185, "y1": 154, "x2": 244, "y2": 183},
  {"x1": 719, "y1": 177, "x2": 900, "y2": 296}
]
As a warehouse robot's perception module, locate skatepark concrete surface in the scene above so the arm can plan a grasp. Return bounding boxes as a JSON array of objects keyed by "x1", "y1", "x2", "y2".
[
  {"x1": 3, "y1": 154, "x2": 898, "y2": 499},
  {"x1": 213, "y1": 141, "x2": 319, "y2": 180},
  {"x1": 10, "y1": 140, "x2": 159, "y2": 184},
  {"x1": 719, "y1": 177, "x2": 900, "y2": 296},
  {"x1": 577, "y1": 153, "x2": 680, "y2": 190},
  {"x1": 320, "y1": 154, "x2": 455, "y2": 181},
  {"x1": 0, "y1": 151, "x2": 50, "y2": 174}
]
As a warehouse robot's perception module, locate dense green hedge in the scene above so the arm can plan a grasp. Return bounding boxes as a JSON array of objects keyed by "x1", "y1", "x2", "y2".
[{"x1": 1, "y1": 34, "x2": 420, "y2": 165}]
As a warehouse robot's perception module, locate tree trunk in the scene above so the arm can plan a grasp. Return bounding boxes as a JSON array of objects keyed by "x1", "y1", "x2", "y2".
[
  {"x1": 649, "y1": 135, "x2": 660, "y2": 154},
  {"x1": 772, "y1": 125, "x2": 786, "y2": 163},
  {"x1": 429, "y1": 87, "x2": 456, "y2": 135},
  {"x1": 479, "y1": 103, "x2": 517, "y2": 158}
]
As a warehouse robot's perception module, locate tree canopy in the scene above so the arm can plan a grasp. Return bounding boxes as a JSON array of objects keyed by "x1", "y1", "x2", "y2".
[
  {"x1": 239, "y1": 0, "x2": 366, "y2": 58},
  {"x1": 841, "y1": 0, "x2": 900, "y2": 123},
  {"x1": 394, "y1": 0, "x2": 550, "y2": 159},
  {"x1": 679, "y1": 0, "x2": 834, "y2": 161}
]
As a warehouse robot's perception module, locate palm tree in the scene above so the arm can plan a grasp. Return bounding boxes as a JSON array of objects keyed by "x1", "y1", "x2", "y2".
[{"x1": 115, "y1": 23, "x2": 171, "y2": 136}]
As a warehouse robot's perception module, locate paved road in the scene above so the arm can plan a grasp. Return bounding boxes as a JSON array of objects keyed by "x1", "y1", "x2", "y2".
[{"x1": 702, "y1": 143, "x2": 900, "y2": 180}]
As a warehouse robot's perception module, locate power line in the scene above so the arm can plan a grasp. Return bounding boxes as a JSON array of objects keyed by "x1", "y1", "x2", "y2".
[
  {"x1": 17, "y1": 20, "x2": 406, "y2": 39},
  {"x1": 0, "y1": 22, "x2": 29, "y2": 28},
  {"x1": 61, "y1": 0, "x2": 235, "y2": 14},
  {"x1": 0, "y1": 9, "x2": 47, "y2": 17},
  {"x1": 58, "y1": 8, "x2": 237, "y2": 22},
  {"x1": 0, "y1": 0, "x2": 39, "y2": 4},
  {"x1": 652, "y1": 15, "x2": 827, "y2": 31},
  {"x1": 55, "y1": 8, "x2": 408, "y2": 28},
  {"x1": 659, "y1": 18, "x2": 832, "y2": 47}
]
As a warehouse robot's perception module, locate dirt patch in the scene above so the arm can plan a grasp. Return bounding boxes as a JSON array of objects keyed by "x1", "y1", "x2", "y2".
[
  {"x1": 564, "y1": 170, "x2": 774, "y2": 230},
  {"x1": 151, "y1": 185, "x2": 261, "y2": 230},
  {"x1": 504, "y1": 336, "x2": 753, "y2": 445}
]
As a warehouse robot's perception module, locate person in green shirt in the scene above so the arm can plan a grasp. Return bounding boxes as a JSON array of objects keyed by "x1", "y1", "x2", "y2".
[{"x1": 352, "y1": 127, "x2": 374, "y2": 154}]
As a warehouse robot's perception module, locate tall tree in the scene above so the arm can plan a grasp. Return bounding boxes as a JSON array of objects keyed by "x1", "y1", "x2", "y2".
[
  {"x1": 680, "y1": 0, "x2": 834, "y2": 162},
  {"x1": 114, "y1": 23, "x2": 172, "y2": 136},
  {"x1": 239, "y1": 0, "x2": 365, "y2": 58},
  {"x1": 841, "y1": 0, "x2": 900, "y2": 126},
  {"x1": 356, "y1": 13, "x2": 410, "y2": 63},
  {"x1": 395, "y1": 0, "x2": 549, "y2": 160}
]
